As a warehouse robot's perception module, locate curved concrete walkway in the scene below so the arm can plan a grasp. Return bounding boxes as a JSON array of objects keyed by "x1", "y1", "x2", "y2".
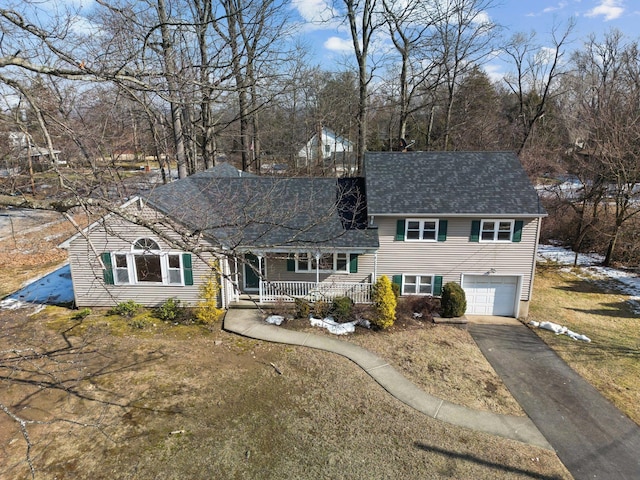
[{"x1": 223, "y1": 309, "x2": 551, "y2": 450}]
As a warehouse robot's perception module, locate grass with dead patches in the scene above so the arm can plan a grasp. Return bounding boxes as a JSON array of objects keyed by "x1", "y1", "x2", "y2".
[
  {"x1": 1, "y1": 304, "x2": 571, "y2": 480},
  {"x1": 530, "y1": 262, "x2": 640, "y2": 424}
]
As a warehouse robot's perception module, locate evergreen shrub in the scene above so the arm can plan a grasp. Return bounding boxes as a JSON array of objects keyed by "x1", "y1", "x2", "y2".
[
  {"x1": 155, "y1": 298, "x2": 183, "y2": 322},
  {"x1": 372, "y1": 275, "x2": 396, "y2": 329},
  {"x1": 441, "y1": 282, "x2": 467, "y2": 318},
  {"x1": 195, "y1": 271, "x2": 224, "y2": 325},
  {"x1": 331, "y1": 296, "x2": 354, "y2": 322},
  {"x1": 294, "y1": 298, "x2": 310, "y2": 318},
  {"x1": 108, "y1": 300, "x2": 142, "y2": 318}
]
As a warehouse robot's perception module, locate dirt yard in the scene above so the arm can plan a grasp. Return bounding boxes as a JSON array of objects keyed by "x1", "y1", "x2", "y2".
[{"x1": 0, "y1": 210, "x2": 571, "y2": 479}]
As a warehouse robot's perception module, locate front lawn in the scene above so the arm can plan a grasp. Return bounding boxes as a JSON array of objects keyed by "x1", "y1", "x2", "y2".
[{"x1": 530, "y1": 262, "x2": 640, "y2": 425}]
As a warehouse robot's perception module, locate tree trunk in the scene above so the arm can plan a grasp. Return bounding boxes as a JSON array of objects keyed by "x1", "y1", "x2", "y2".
[{"x1": 156, "y1": 0, "x2": 188, "y2": 179}]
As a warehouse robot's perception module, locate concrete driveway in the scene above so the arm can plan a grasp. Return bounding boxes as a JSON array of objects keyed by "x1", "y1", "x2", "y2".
[{"x1": 469, "y1": 323, "x2": 640, "y2": 480}]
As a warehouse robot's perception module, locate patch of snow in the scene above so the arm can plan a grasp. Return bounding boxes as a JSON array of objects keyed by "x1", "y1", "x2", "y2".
[
  {"x1": 265, "y1": 315, "x2": 284, "y2": 326},
  {"x1": 529, "y1": 320, "x2": 591, "y2": 342},
  {"x1": 309, "y1": 316, "x2": 356, "y2": 335},
  {"x1": 1, "y1": 264, "x2": 74, "y2": 310},
  {"x1": 356, "y1": 318, "x2": 371, "y2": 329},
  {"x1": 538, "y1": 243, "x2": 640, "y2": 314}
]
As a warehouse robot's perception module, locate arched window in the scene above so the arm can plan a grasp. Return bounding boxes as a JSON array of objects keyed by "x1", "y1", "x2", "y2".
[
  {"x1": 102, "y1": 238, "x2": 190, "y2": 286},
  {"x1": 132, "y1": 238, "x2": 162, "y2": 282},
  {"x1": 133, "y1": 238, "x2": 160, "y2": 251}
]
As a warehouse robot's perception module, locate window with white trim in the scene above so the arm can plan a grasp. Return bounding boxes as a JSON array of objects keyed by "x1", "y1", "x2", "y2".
[
  {"x1": 402, "y1": 274, "x2": 434, "y2": 295},
  {"x1": 480, "y1": 220, "x2": 514, "y2": 242},
  {"x1": 406, "y1": 219, "x2": 438, "y2": 241},
  {"x1": 107, "y1": 238, "x2": 185, "y2": 285},
  {"x1": 296, "y1": 252, "x2": 351, "y2": 273}
]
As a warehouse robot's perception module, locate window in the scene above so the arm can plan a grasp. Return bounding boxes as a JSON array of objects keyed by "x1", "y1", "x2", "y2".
[
  {"x1": 295, "y1": 252, "x2": 354, "y2": 273},
  {"x1": 480, "y1": 220, "x2": 514, "y2": 242},
  {"x1": 102, "y1": 238, "x2": 192, "y2": 286},
  {"x1": 167, "y1": 254, "x2": 182, "y2": 284},
  {"x1": 396, "y1": 219, "x2": 447, "y2": 242},
  {"x1": 114, "y1": 254, "x2": 130, "y2": 284},
  {"x1": 402, "y1": 275, "x2": 434, "y2": 295},
  {"x1": 406, "y1": 219, "x2": 438, "y2": 241},
  {"x1": 392, "y1": 274, "x2": 443, "y2": 296}
]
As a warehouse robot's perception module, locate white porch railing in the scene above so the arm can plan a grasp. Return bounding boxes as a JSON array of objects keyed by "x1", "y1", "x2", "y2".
[{"x1": 261, "y1": 281, "x2": 373, "y2": 304}]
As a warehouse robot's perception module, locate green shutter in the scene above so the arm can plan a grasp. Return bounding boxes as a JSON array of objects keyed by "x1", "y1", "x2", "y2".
[
  {"x1": 392, "y1": 275, "x2": 402, "y2": 288},
  {"x1": 395, "y1": 219, "x2": 405, "y2": 241},
  {"x1": 470, "y1": 220, "x2": 481, "y2": 242},
  {"x1": 182, "y1": 253, "x2": 194, "y2": 286},
  {"x1": 349, "y1": 253, "x2": 358, "y2": 273},
  {"x1": 437, "y1": 220, "x2": 448, "y2": 242},
  {"x1": 101, "y1": 252, "x2": 114, "y2": 285},
  {"x1": 513, "y1": 220, "x2": 524, "y2": 242},
  {"x1": 433, "y1": 276, "x2": 443, "y2": 296},
  {"x1": 287, "y1": 254, "x2": 295, "y2": 271}
]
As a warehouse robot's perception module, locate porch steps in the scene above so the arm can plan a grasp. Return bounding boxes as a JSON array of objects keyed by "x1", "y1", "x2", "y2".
[{"x1": 229, "y1": 295, "x2": 278, "y2": 310}]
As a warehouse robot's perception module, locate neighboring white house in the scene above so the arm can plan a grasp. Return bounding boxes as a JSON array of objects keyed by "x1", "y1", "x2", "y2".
[
  {"x1": 297, "y1": 127, "x2": 354, "y2": 171},
  {"x1": 8, "y1": 132, "x2": 63, "y2": 166}
]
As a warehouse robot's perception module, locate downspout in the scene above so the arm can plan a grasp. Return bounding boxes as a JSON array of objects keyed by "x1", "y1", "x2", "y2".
[{"x1": 234, "y1": 256, "x2": 239, "y2": 299}]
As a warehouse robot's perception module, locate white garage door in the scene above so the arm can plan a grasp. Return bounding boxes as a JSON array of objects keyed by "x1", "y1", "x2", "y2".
[{"x1": 462, "y1": 275, "x2": 520, "y2": 317}]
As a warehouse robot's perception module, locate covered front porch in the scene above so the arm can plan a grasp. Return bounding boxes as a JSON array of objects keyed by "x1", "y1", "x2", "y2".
[{"x1": 222, "y1": 249, "x2": 377, "y2": 306}]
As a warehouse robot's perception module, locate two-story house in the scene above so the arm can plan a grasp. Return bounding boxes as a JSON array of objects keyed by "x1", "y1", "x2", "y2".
[{"x1": 66, "y1": 151, "x2": 545, "y2": 318}]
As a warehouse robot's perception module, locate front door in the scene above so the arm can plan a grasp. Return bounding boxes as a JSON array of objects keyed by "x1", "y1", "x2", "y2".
[{"x1": 243, "y1": 254, "x2": 264, "y2": 291}]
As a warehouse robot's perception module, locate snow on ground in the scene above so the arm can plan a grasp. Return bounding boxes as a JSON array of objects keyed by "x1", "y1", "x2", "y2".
[
  {"x1": 0, "y1": 264, "x2": 74, "y2": 311},
  {"x1": 537, "y1": 244, "x2": 640, "y2": 314}
]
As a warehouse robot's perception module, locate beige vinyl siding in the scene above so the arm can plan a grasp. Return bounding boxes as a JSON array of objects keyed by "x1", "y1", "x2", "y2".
[
  {"x1": 371, "y1": 217, "x2": 540, "y2": 301},
  {"x1": 68, "y1": 204, "x2": 217, "y2": 307}
]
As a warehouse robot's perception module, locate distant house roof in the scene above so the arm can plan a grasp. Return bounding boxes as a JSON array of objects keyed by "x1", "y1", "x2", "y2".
[
  {"x1": 145, "y1": 173, "x2": 377, "y2": 251},
  {"x1": 203, "y1": 162, "x2": 257, "y2": 178},
  {"x1": 298, "y1": 127, "x2": 354, "y2": 159},
  {"x1": 364, "y1": 151, "x2": 546, "y2": 217}
]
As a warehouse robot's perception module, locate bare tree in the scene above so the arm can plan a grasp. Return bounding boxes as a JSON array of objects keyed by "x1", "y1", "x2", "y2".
[
  {"x1": 430, "y1": 0, "x2": 499, "y2": 151},
  {"x1": 338, "y1": 0, "x2": 385, "y2": 172},
  {"x1": 502, "y1": 20, "x2": 574, "y2": 155},
  {"x1": 381, "y1": 0, "x2": 442, "y2": 147}
]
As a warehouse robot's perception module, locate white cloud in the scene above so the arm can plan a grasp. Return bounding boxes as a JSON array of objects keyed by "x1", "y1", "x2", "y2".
[
  {"x1": 543, "y1": 2, "x2": 568, "y2": 14},
  {"x1": 472, "y1": 10, "x2": 491, "y2": 25},
  {"x1": 324, "y1": 36, "x2": 354, "y2": 53},
  {"x1": 292, "y1": 0, "x2": 336, "y2": 24},
  {"x1": 536, "y1": 46, "x2": 557, "y2": 65},
  {"x1": 70, "y1": 15, "x2": 100, "y2": 36},
  {"x1": 585, "y1": 0, "x2": 625, "y2": 21},
  {"x1": 483, "y1": 63, "x2": 505, "y2": 83}
]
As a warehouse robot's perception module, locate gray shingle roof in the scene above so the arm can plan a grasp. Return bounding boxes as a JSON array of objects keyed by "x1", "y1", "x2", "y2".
[
  {"x1": 364, "y1": 151, "x2": 546, "y2": 216},
  {"x1": 196, "y1": 162, "x2": 257, "y2": 178},
  {"x1": 145, "y1": 173, "x2": 378, "y2": 251}
]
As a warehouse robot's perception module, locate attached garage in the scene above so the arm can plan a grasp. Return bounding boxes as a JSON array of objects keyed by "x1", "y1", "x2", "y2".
[{"x1": 461, "y1": 275, "x2": 521, "y2": 317}]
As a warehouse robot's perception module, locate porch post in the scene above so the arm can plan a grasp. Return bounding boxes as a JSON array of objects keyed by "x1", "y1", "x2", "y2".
[
  {"x1": 220, "y1": 257, "x2": 227, "y2": 309},
  {"x1": 314, "y1": 252, "x2": 320, "y2": 284},
  {"x1": 258, "y1": 255, "x2": 264, "y2": 303},
  {"x1": 234, "y1": 256, "x2": 239, "y2": 297},
  {"x1": 373, "y1": 251, "x2": 378, "y2": 282}
]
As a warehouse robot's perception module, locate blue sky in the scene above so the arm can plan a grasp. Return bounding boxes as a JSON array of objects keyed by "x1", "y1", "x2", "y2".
[
  {"x1": 42, "y1": 0, "x2": 640, "y2": 81},
  {"x1": 291, "y1": 0, "x2": 640, "y2": 79}
]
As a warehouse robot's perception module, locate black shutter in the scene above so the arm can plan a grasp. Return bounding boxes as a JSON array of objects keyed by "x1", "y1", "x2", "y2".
[
  {"x1": 470, "y1": 220, "x2": 481, "y2": 242},
  {"x1": 395, "y1": 219, "x2": 405, "y2": 241},
  {"x1": 437, "y1": 220, "x2": 448, "y2": 242},
  {"x1": 101, "y1": 252, "x2": 114, "y2": 285}
]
